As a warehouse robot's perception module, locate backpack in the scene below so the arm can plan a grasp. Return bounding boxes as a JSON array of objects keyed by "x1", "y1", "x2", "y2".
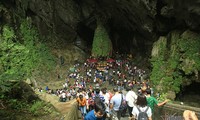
[
  {"x1": 137, "y1": 106, "x2": 149, "y2": 120},
  {"x1": 119, "y1": 94, "x2": 127, "y2": 112},
  {"x1": 92, "y1": 94, "x2": 105, "y2": 106}
]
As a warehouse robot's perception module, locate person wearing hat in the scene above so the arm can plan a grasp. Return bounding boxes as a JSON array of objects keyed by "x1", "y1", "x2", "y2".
[{"x1": 138, "y1": 86, "x2": 147, "y2": 95}]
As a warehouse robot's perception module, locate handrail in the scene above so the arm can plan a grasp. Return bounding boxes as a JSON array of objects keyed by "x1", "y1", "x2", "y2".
[{"x1": 154, "y1": 102, "x2": 200, "y2": 119}]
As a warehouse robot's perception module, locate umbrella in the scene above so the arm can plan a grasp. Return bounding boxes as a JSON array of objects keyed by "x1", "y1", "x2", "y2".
[
  {"x1": 87, "y1": 58, "x2": 98, "y2": 63},
  {"x1": 107, "y1": 58, "x2": 115, "y2": 63}
]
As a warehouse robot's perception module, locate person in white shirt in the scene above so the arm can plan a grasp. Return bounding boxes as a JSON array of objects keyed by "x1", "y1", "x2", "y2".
[
  {"x1": 132, "y1": 95, "x2": 152, "y2": 120},
  {"x1": 100, "y1": 88, "x2": 110, "y2": 114},
  {"x1": 126, "y1": 86, "x2": 137, "y2": 117},
  {"x1": 59, "y1": 91, "x2": 67, "y2": 102}
]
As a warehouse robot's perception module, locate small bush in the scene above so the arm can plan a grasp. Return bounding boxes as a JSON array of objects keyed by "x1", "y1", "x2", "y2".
[{"x1": 29, "y1": 101, "x2": 46, "y2": 116}]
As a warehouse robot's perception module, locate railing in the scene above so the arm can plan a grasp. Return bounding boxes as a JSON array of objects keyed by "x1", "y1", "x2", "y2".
[
  {"x1": 154, "y1": 103, "x2": 200, "y2": 120},
  {"x1": 68, "y1": 101, "x2": 200, "y2": 120}
]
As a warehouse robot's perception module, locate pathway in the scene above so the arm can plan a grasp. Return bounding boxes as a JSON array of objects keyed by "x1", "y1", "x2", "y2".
[
  {"x1": 36, "y1": 91, "x2": 82, "y2": 120},
  {"x1": 36, "y1": 90, "x2": 130, "y2": 120}
]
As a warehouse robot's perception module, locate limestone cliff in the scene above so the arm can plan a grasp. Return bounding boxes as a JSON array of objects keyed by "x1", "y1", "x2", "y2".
[{"x1": 1, "y1": 0, "x2": 200, "y2": 54}]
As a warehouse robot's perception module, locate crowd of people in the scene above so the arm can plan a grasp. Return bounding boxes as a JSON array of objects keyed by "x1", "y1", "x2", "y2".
[
  {"x1": 75, "y1": 86, "x2": 168, "y2": 120},
  {"x1": 40, "y1": 54, "x2": 199, "y2": 120},
  {"x1": 65, "y1": 55, "x2": 166, "y2": 120}
]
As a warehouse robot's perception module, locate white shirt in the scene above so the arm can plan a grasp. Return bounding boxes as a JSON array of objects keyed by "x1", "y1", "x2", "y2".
[
  {"x1": 132, "y1": 106, "x2": 152, "y2": 119},
  {"x1": 101, "y1": 93, "x2": 110, "y2": 104},
  {"x1": 101, "y1": 93, "x2": 110, "y2": 112},
  {"x1": 61, "y1": 92, "x2": 66, "y2": 98},
  {"x1": 126, "y1": 90, "x2": 137, "y2": 107}
]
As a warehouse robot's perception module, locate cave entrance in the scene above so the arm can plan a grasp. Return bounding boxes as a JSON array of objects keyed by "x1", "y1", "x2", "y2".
[{"x1": 176, "y1": 82, "x2": 200, "y2": 107}]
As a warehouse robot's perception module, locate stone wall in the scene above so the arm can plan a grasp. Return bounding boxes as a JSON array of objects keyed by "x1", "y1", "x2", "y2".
[{"x1": 63, "y1": 102, "x2": 82, "y2": 120}]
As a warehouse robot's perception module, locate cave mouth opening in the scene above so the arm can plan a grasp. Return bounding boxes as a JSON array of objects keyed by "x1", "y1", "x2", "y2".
[{"x1": 175, "y1": 81, "x2": 200, "y2": 107}]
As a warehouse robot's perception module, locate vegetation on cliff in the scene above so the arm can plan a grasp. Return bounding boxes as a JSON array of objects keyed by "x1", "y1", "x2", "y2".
[
  {"x1": 0, "y1": 18, "x2": 55, "y2": 89},
  {"x1": 92, "y1": 22, "x2": 112, "y2": 57},
  {"x1": 0, "y1": 17, "x2": 58, "y2": 119},
  {"x1": 150, "y1": 31, "x2": 200, "y2": 98}
]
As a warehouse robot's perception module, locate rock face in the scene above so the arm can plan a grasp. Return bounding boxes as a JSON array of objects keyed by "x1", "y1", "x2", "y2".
[
  {"x1": 150, "y1": 30, "x2": 200, "y2": 96},
  {"x1": 160, "y1": 0, "x2": 200, "y2": 31},
  {"x1": 2, "y1": 0, "x2": 200, "y2": 55},
  {"x1": 10, "y1": 81, "x2": 39, "y2": 103}
]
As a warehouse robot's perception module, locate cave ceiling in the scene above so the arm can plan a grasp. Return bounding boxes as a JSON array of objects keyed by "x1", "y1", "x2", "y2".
[{"x1": 1, "y1": 0, "x2": 200, "y2": 54}]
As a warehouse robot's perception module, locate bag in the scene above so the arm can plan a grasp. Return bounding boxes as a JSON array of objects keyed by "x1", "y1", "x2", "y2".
[
  {"x1": 110, "y1": 110, "x2": 119, "y2": 120},
  {"x1": 137, "y1": 106, "x2": 149, "y2": 120},
  {"x1": 119, "y1": 94, "x2": 127, "y2": 111},
  {"x1": 119, "y1": 103, "x2": 127, "y2": 111},
  {"x1": 92, "y1": 95, "x2": 106, "y2": 107},
  {"x1": 93, "y1": 94, "x2": 105, "y2": 103},
  {"x1": 119, "y1": 104, "x2": 127, "y2": 113}
]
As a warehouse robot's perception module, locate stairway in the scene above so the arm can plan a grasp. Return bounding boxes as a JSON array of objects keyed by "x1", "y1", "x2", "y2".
[{"x1": 36, "y1": 91, "x2": 83, "y2": 120}]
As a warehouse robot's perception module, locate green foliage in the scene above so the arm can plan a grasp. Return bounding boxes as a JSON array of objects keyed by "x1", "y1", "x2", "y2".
[
  {"x1": 0, "y1": 18, "x2": 56, "y2": 92},
  {"x1": 92, "y1": 23, "x2": 112, "y2": 57},
  {"x1": 0, "y1": 80, "x2": 12, "y2": 93},
  {"x1": 150, "y1": 57, "x2": 165, "y2": 86},
  {"x1": 157, "y1": 93, "x2": 167, "y2": 101},
  {"x1": 0, "y1": 26, "x2": 21, "y2": 80},
  {"x1": 8, "y1": 99, "x2": 53, "y2": 116},
  {"x1": 150, "y1": 38, "x2": 167, "y2": 88},
  {"x1": 150, "y1": 32, "x2": 200, "y2": 96},
  {"x1": 0, "y1": 26, "x2": 20, "y2": 92},
  {"x1": 29, "y1": 101, "x2": 47, "y2": 116},
  {"x1": 28, "y1": 100, "x2": 54, "y2": 116},
  {"x1": 19, "y1": 18, "x2": 56, "y2": 72},
  {"x1": 8, "y1": 99, "x2": 29, "y2": 110},
  {"x1": 178, "y1": 37, "x2": 200, "y2": 74},
  {"x1": 150, "y1": 42, "x2": 181, "y2": 94}
]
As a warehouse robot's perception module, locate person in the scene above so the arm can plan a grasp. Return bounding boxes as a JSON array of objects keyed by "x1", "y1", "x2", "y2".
[
  {"x1": 131, "y1": 95, "x2": 152, "y2": 120},
  {"x1": 119, "y1": 88, "x2": 127, "y2": 117},
  {"x1": 59, "y1": 91, "x2": 67, "y2": 102},
  {"x1": 67, "y1": 90, "x2": 71, "y2": 101},
  {"x1": 125, "y1": 86, "x2": 137, "y2": 118},
  {"x1": 84, "y1": 100, "x2": 106, "y2": 120},
  {"x1": 87, "y1": 96, "x2": 94, "y2": 112},
  {"x1": 145, "y1": 88, "x2": 169, "y2": 113},
  {"x1": 101, "y1": 88, "x2": 111, "y2": 117},
  {"x1": 183, "y1": 110, "x2": 198, "y2": 120},
  {"x1": 71, "y1": 88, "x2": 77, "y2": 99},
  {"x1": 93, "y1": 88, "x2": 105, "y2": 103},
  {"x1": 110, "y1": 87, "x2": 126, "y2": 120},
  {"x1": 138, "y1": 86, "x2": 147, "y2": 95},
  {"x1": 45, "y1": 86, "x2": 49, "y2": 92},
  {"x1": 77, "y1": 94, "x2": 87, "y2": 117}
]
